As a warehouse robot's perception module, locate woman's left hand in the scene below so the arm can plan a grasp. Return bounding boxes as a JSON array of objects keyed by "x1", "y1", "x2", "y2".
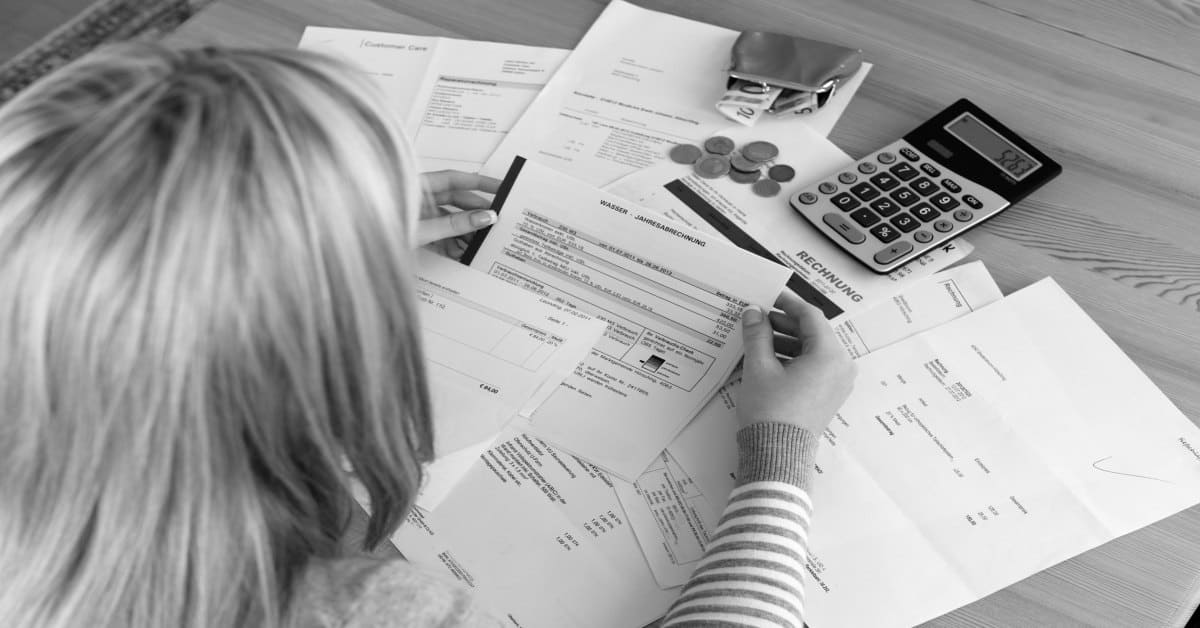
[{"x1": 416, "y1": 171, "x2": 502, "y2": 253}]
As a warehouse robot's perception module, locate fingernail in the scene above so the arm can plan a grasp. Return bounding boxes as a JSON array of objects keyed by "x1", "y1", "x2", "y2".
[
  {"x1": 742, "y1": 307, "x2": 763, "y2": 325},
  {"x1": 470, "y1": 210, "x2": 497, "y2": 227}
]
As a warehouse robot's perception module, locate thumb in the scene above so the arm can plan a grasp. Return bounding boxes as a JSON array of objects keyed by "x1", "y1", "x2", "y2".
[
  {"x1": 416, "y1": 210, "x2": 496, "y2": 245},
  {"x1": 740, "y1": 307, "x2": 780, "y2": 375}
]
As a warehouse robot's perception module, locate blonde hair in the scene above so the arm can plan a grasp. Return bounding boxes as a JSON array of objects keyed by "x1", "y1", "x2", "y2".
[{"x1": 0, "y1": 44, "x2": 433, "y2": 626}]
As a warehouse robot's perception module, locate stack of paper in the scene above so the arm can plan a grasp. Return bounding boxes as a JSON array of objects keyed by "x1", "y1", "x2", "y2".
[
  {"x1": 411, "y1": 250, "x2": 605, "y2": 508},
  {"x1": 299, "y1": 28, "x2": 568, "y2": 173},
  {"x1": 301, "y1": 3, "x2": 1200, "y2": 627}
]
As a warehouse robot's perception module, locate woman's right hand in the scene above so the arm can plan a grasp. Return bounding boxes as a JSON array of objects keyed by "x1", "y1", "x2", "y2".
[{"x1": 736, "y1": 290, "x2": 858, "y2": 433}]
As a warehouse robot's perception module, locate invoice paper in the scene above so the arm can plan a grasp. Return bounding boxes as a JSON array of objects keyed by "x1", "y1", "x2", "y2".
[
  {"x1": 608, "y1": 122, "x2": 973, "y2": 320},
  {"x1": 616, "y1": 260, "x2": 1004, "y2": 586},
  {"x1": 413, "y1": 250, "x2": 604, "y2": 507},
  {"x1": 625, "y1": 277, "x2": 1200, "y2": 627},
  {"x1": 393, "y1": 427, "x2": 678, "y2": 628},
  {"x1": 299, "y1": 27, "x2": 568, "y2": 172},
  {"x1": 480, "y1": 0, "x2": 871, "y2": 187},
  {"x1": 464, "y1": 158, "x2": 791, "y2": 481}
]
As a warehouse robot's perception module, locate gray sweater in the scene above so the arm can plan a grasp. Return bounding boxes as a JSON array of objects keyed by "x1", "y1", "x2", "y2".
[{"x1": 291, "y1": 423, "x2": 817, "y2": 627}]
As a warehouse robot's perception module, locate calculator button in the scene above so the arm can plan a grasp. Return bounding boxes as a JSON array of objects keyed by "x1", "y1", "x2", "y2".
[
  {"x1": 818, "y1": 181, "x2": 838, "y2": 194},
  {"x1": 877, "y1": 151, "x2": 897, "y2": 164},
  {"x1": 849, "y1": 208, "x2": 881, "y2": 227},
  {"x1": 857, "y1": 162, "x2": 878, "y2": 174},
  {"x1": 941, "y1": 179, "x2": 962, "y2": 194},
  {"x1": 913, "y1": 230, "x2": 934, "y2": 243},
  {"x1": 899, "y1": 147, "x2": 920, "y2": 162},
  {"x1": 890, "y1": 213, "x2": 920, "y2": 232},
  {"x1": 911, "y1": 203, "x2": 940, "y2": 222},
  {"x1": 869, "y1": 173, "x2": 900, "y2": 191},
  {"x1": 831, "y1": 193, "x2": 860, "y2": 211},
  {"x1": 869, "y1": 198, "x2": 901, "y2": 217},
  {"x1": 822, "y1": 212, "x2": 867, "y2": 244},
  {"x1": 838, "y1": 172, "x2": 859, "y2": 184},
  {"x1": 874, "y1": 241, "x2": 914, "y2": 265},
  {"x1": 910, "y1": 177, "x2": 938, "y2": 196},
  {"x1": 933, "y1": 219, "x2": 954, "y2": 233},
  {"x1": 953, "y1": 209, "x2": 974, "y2": 222},
  {"x1": 795, "y1": 191, "x2": 819, "y2": 205},
  {"x1": 919, "y1": 163, "x2": 941, "y2": 177},
  {"x1": 850, "y1": 182, "x2": 881, "y2": 201},
  {"x1": 890, "y1": 187, "x2": 919, "y2": 206},
  {"x1": 962, "y1": 194, "x2": 983, "y2": 210},
  {"x1": 889, "y1": 162, "x2": 919, "y2": 181},
  {"x1": 931, "y1": 193, "x2": 960, "y2": 212},
  {"x1": 870, "y1": 223, "x2": 901, "y2": 243}
]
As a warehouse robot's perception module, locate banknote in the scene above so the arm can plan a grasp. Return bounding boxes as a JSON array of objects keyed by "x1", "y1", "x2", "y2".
[{"x1": 715, "y1": 79, "x2": 783, "y2": 125}]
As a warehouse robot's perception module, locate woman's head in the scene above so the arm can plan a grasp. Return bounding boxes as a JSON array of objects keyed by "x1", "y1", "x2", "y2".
[{"x1": 0, "y1": 44, "x2": 433, "y2": 626}]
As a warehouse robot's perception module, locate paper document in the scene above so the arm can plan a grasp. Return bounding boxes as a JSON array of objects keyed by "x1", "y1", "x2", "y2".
[
  {"x1": 616, "y1": 260, "x2": 1003, "y2": 586},
  {"x1": 412, "y1": 251, "x2": 604, "y2": 507},
  {"x1": 299, "y1": 27, "x2": 568, "y2": 172},
  {"x1": 463, "y1": 158, "x2": 791, "y2": 480},
  {"x1": 481, "y1": 0, "x2": 870, "y2": 187},
  {"x1": 608, "y1": 122, "x2": 972, "y2": 320},
  {"x1": 624, "y1": 278, "x2": 1200, "y2": 627},
  {"x1": 393, "y1": 427, "x2": 678, "y2": 628}
]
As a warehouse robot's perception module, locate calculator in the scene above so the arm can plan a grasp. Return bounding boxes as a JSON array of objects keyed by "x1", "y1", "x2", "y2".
[{"x1": 788, "y1": 99, "x2": 1061, "y2": 273}]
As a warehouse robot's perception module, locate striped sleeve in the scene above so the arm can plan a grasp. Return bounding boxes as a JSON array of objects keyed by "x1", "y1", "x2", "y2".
[{"x1": 662, "y1": 423, "x2": 819, "y2": 628}]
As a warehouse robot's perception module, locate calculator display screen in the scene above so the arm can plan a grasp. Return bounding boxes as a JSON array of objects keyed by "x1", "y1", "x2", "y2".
[{"x1": 944, "y1": 113, "x2": 1041, "y2": 181}]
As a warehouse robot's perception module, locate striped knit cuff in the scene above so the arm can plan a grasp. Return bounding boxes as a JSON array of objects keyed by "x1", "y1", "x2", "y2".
[{"x1": 735, "y1": 423, "x2": 820, "y2": 490}]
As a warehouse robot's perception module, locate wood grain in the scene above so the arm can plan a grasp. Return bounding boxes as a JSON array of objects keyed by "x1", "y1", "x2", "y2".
[{"x1": 169, "y1": 1, "x2": 1200, "y2": 625}]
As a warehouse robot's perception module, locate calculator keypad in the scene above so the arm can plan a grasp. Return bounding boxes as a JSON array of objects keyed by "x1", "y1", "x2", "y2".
[
  {"x1": 870, "y1": 223, "x2": 901, "y2": 243},
  {"x1": 822, "y1": 213, "x2": 866, "y2": 244},
  {"x1": 890, "y1": 188, "x2": 919, "y2": 206},
  {"x1": 831, "y1": 193, "x2": 859, "y2": 211},
  {"x1": 889, "y1": 162, "x2": 919, "y2": 181},
  {"x1": 930, "y1": 192, "x2": 959, "y2": 212},
  {"x1": 890, "y1": 213, "x2": 919, "y2": 232},
  {"x1": 788, "y1": 138, "x2": 1010, "y2": 273},
  {"x1": 850, "y1": 208, "x2": 881, "y2": 227},
  {"x1": 911, "y1": 203, "x2": 940, "y2": 222},
  {"x1": 850, "y1": 183, "x2": 880, "y2": 201},
  {"x1": 869, "y1": 173, "x2": 900, "y2": 191},
  {"x1": 870, "y1": 198, "x2": 901, "y2": 217},
  {"x1": 910, "y1": 177, "x2": 938, "y2": 196},
  {"x1": 873, "y1": 241, "x2": 913, "y2": 265}
]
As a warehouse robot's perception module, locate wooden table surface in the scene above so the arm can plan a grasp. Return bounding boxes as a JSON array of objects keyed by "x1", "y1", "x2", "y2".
[{"x1": 169, "y1": 1, "x2": 1200, "y2": 626}]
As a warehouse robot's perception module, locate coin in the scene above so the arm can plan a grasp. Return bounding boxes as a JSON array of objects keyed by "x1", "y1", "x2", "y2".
[
  {"x1": 729, "y1": 153, "x2": 759, "y2": 173},
  {"x1": 742, "y1": 140, "x2": 779, "y2": 162},
  {"x1": 729, "y1": 168, "x2": 761, "y2": 184},
  {"x1": 703, "y1": 136, "x2": 735, "y2": 155},
  {"x1": 669, "y1": 143, "x2": 703, "y2": 164},
  {"x1": 751, "y1": 179, "x2": 782, "y2": 197},
  {"x1": 768, "y1": 164, "x2": 796, "y2": 182},
  {"x1": 693, "y1": 155, "x2": 731, "y2": 179}
]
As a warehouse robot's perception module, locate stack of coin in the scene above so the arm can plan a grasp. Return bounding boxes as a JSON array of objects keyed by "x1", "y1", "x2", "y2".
[{"x1": 668, "y1": 136, "x2": 795, "y2": 197}]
